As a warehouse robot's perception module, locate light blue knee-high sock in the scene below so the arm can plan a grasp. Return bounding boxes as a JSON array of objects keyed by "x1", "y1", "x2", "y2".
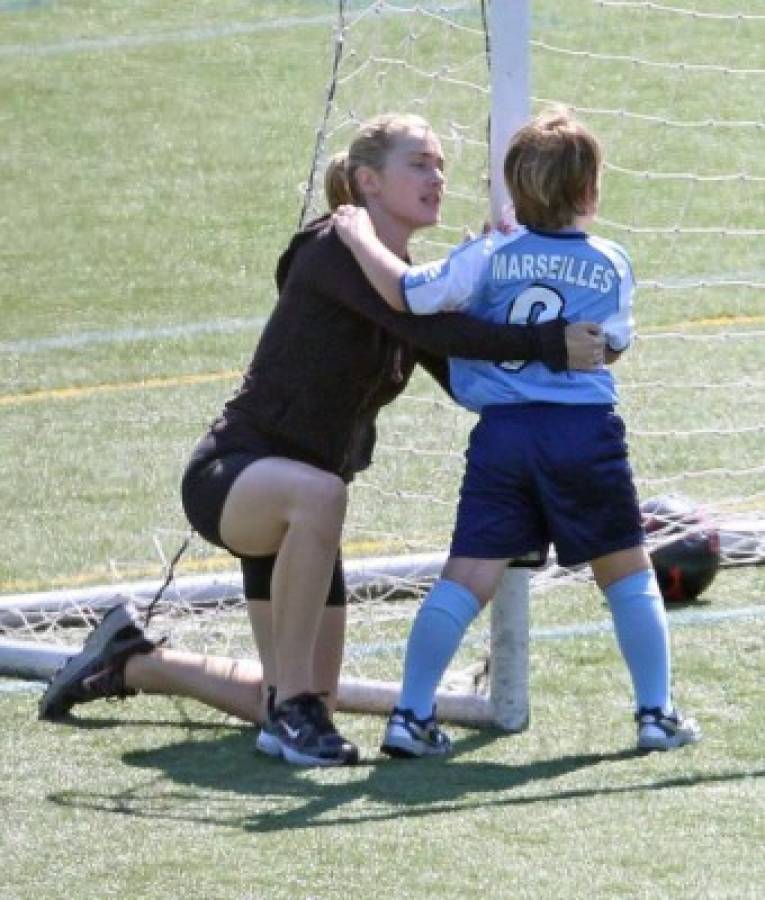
[
  {"x1": 604, "y1": 568, "x2": 672, "y2": 713},
  {"x1": 398, "y1": 579, "x2": 481, "y2": 720}
]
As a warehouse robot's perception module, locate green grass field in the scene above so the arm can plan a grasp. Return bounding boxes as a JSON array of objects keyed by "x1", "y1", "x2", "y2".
[
  {"x1": 3, "y1": 577, "x2": 764, "y2": 899},
  {"x1": 2, "y1": 2, "x2": 764, "y2": 897}
]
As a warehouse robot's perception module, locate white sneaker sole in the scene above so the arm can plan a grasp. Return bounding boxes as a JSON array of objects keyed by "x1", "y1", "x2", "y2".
[
  {"x1": 638, "y1": 723, "x2": 702, "y2": 751},
  {"x1": 280, "y1": 745, "x2": 355, "y2": 767},
  {"x1": 380, "y1": 724, "x2": 451, "y2": 758},
  {"x1": 256, "y1": 726, "x2": 359, "y2": 766},
  {"x1": 254, "y1": 728, "x2": 281, "y2": 758}
]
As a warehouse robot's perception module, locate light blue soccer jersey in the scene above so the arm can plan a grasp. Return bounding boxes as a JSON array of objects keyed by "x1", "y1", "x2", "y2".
[{"x1": 403, "y1": 226, "x2": 635, "y2": 413}]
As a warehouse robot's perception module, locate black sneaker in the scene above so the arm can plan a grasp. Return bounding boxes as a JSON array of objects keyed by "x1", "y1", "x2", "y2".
[
  {"x1": 38, "y1": 600, "x2": 158, "y2": 721},
  {"x1": 271, "y1": 692, "x2": 359, "y2": 766},
  {"x1": 381, "y1": 706, "x2": 452, "y2": 758},
  {"x1": 254, "y1": 686, "x2": 280, "y2": 758},
  {"x1": 636, "y1": 706, "x2": 702, "y2": 751}
]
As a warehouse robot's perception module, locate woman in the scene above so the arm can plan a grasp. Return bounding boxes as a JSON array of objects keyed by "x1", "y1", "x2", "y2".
[{"x1": 38, "y1": 113, "x2": 604, "y2": 767}]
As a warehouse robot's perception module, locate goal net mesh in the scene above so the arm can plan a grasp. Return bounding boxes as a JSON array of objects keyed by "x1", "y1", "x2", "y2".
[{"x1": 2, "y1": 1, "x2": 764, "y2": 690}]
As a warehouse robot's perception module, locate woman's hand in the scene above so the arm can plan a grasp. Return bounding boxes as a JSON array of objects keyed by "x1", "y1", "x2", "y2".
[
  {"x1": 331, "y1": 204, "x2": 408, "y2": 311},
  {"x1": 332, "y1": 204, "x2": 377, "y2": 249},
  {"x1": 565, "y1": 322, "x2": 606, "y2": 370}
]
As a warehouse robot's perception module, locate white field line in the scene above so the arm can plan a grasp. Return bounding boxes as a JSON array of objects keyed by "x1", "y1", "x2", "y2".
[
  {"x1": 347, "y1": 602, "x2": 765, "y2": 659},
  {"x1": 3, "y1": 265, "x2": 763, "y2": 355},
  {"x1": 644, "y1": 270, "x2": 765, "y2": 289},
  {"x1": 0, "y1": 317, "x2": 268, "y2": 355},
  {"x1": 0, "y1": 3, "x2": 471, "y2": 58},
  {"x1": 0, "y1": 16, "x2": 335, "y2": 58}
]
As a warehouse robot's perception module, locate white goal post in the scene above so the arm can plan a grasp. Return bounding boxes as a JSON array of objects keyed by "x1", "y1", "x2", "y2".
[{"x1": 483, "y1": 0, "x2": 532, "y2": 732}]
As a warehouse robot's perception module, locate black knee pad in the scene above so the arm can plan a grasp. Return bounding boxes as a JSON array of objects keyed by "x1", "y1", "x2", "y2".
[
  {"x1": 242, "y1": 553, "x2": 346, "y2": 607},
  {"x1": 241, "y1": 554, "x2": 276, "y2": 599}
]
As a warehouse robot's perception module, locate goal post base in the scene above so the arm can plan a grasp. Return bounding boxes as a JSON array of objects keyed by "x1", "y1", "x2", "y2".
[
  {"x1": 0, "y1": 638, "x2": 71, "y2": 682},
  {"x1": 0, "y1": 637, "x2": 528, "y2": 731},
  {"x1": 337, "y1": 677, "x2": 527, "y2": 731}
]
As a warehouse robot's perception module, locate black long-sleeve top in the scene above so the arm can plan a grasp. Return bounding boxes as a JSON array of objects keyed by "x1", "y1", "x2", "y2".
[{"x1": 205, "y1": 216, "x2": 568, "y2": 481}]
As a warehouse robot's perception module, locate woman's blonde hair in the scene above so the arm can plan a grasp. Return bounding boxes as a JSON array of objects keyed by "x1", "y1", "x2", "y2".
[
  {"x1": 503, "y1": 106, "x2": 602, "y2": 231},
  {"x1": 324, "y1": 113, "x2": 433, "y2": 210}
]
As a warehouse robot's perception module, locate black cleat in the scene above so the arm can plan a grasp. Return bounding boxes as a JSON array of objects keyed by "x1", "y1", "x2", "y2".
[
  {"x1": 270, "y1": 692, "x2": 359, "y2": 766},
  {"x1": 38, "y1": 600, "x2": 157, "y2": 720}
]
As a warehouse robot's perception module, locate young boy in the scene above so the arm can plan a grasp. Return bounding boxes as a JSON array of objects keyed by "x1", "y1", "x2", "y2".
[{"x1": 333, "y1": 107, "x2": 701, "y2": 758}]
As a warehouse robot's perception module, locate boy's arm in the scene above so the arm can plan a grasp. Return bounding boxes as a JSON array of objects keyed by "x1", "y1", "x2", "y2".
[{"x1": 332, "y1": 205, "x2": 408, "y2": 311}]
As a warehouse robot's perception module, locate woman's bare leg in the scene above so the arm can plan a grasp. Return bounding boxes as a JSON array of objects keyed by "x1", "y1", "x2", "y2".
[
  {"x1": 248, "y1": 600, "x2": 276, "y2": 713},
  {"x1": 218, "y1": 457, "x2": 347, "y2": 707},
  {"x1": 121, "y1": 457, "x2": 348, "y2": 722},
  {"x1": 313, "y1": 606, "x2": 346, "y2": 711},
  {"x1": 123, "y1": 648, "x2": 266, "y2": 723},
  {"x1": 120, "y1": 602, "x2": 345, "y2": 724},
  {"x1": 249, "y1": 599, "x2": 345, "y2": 713}
]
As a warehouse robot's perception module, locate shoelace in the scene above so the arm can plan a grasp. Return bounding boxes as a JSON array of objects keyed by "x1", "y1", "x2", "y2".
[
  {"x1": 305, "y1": 694, "x2": 336, "y2": 732},
  {"x1": 79, "y1": 664, "x2": 125, "y2": 699},
  {"x1": 274, "y1": 692, "x2": 338, "y2": 734}
]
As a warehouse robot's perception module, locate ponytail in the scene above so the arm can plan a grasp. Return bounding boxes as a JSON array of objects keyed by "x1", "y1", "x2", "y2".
[{"x1": 324, "y1": 150, "x2": 354, "y2": 210}]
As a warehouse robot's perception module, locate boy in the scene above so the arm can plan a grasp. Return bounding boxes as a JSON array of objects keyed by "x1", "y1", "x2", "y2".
[{"x1": 333, "y1": 107, "x2": 701, "y2": 757}]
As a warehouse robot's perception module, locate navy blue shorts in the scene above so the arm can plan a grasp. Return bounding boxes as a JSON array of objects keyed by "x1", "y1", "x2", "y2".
[
  {"x1": 449, "y1": 404, "x2": 644, "y2": 567},
  {"x1": 181, "y1": 432, "x2": 346, "y2": 606}
]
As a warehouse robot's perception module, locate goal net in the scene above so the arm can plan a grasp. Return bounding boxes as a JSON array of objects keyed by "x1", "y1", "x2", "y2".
[
  {"x1": 318, "y1": 2, "x2": 765, "y2": 555},
  {"x1": 2, "y1": 1, "x2": 764, "y2": 722}
]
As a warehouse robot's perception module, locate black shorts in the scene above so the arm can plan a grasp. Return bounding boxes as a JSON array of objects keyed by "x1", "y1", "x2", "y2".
[{"x1": 181, "y1": 432, "x2": 346, "y2": 606}]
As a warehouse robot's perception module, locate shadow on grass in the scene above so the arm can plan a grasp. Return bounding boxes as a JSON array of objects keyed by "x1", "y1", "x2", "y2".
[
  {"x1": 45, "y1": 724, "x2": 765, "y2": 833},
  {"x1": 47, "y1": 711, "x2": 236, "y2": 731}
]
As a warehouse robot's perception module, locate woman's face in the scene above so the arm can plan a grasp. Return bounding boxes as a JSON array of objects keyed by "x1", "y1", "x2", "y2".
[{"x1": 366, "y1": 127, "x2": 445, "y2": 231}]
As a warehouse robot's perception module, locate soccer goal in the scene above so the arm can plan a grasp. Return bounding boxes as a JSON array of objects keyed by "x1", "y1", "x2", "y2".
[{"x1": 2, "y1": 1, "x2": 764, "y2": 728}]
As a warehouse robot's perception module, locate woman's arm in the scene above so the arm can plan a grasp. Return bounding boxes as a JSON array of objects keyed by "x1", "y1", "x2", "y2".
[{"x1": 293, "y1": 226, "x2": 603, "y2": 371}]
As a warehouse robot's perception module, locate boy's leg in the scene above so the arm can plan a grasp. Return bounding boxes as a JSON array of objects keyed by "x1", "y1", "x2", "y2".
[
  {"x1": 592, "y1": 547, "x2": 672, "y2": 713},
  {"x1": 592, "y1": 546, "x2": 701, "y2": 750},
  {"x1": 397, "y1": 578, "x2": 482, "y2": 720},
  {"x1": 382, "y1": 559, "x2": 507, "y2": 758},
  {"x1": 535, "y1": 405, "x2": 699, "y2": 751}
]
